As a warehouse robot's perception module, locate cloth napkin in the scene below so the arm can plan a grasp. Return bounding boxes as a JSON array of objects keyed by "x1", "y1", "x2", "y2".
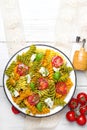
[{"x1": 1, "y1": 0, "x2": 87, "y2": 130}]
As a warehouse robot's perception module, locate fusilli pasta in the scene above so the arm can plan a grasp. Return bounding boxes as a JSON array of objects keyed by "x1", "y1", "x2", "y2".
[{"x1": 5, "y1": 44, "x2": 74, "y2": 116}]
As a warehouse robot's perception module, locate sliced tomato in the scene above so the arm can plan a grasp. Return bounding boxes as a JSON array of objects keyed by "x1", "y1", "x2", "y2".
[
  {"x1": 16, "y1": 63, "x2": 29, "y2": 76},
  {"x1": 27, "y1": 94, "x2": 40, "y2": 106},
  {"x1": 56, "y1": 82, "x2": 67, "y2": 95},
  {"x1": 11, "y1": 106, "x2": 20, "y2": 114},
  {"x1": 38, "y1": 78, "x2": 48, "y2": 90},
  {"x1": 52, "y1": 56, "x2": 63, "y2": 68}
]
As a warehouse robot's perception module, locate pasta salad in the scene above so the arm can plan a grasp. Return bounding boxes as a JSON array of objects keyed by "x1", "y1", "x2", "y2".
[{"x1": 5, "y1": 45, "x2": 73, "y2": 116}]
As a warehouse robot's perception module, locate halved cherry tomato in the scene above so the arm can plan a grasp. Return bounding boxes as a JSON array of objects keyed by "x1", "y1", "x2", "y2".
[
  {"x1": 68, "y1": 98, "x2": 78, "y2": 109},
  {"x1": 56, "y1": 82, "x2": 67, "y2": 95},
  {"x1": 38, "y1": 78, "x2": 48, "y2": 90},
  {"x1": 79, "y1": 105, "x2": 87, "y2": 115},
  {"x1": 27, "y1": 94, "x2": 40, "y2": 106},
  {"x1": 16, "y1": 63, "x2": 29, "y2": 76},
  {"x1": 11, "y1": 106, "x2": 20, "y2": 114},
  {"x1": 52, "y1": 56, "x2": 63, "y2": 68},
  {"x1": 76, "y1": 114, "x2": 86, "y2": 126},
  {"x1": 66, "y1": 110, "x2": 76, "y2": 122},
  {"x1": 77, "y1": 92, "x2": 87, "y2": 105}
]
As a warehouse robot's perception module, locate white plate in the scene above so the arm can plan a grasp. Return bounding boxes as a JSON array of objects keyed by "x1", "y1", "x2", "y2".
[{"x1": 3, "y1": 44, "x2": 77, "y2": 117}]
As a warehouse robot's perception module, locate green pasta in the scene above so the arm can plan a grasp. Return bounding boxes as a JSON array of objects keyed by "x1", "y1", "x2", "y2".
[
  {"x1": 18, "y1": 101, "x2": 26, "y2": 108},
  {"x1": 35, "y1": 89, "x2": 49, "y2": 97},
  {"x1": 6, "y1": 78, "x2": 15, "y2": 95},
  {"x1": 17, "y1": 45, "x2": 36, "y2": 66},
  {"x1": 54, "y1": 98, "x2": 66, "y2": 106},
  {"x1": 29, "y1": 61, "x2": 41, "y2": 75},
  {"x1": 58, "y1": 73, "x2": 69, "y2": 82},
  {"x1": 39, "y1": 80, "x2": 55, "y2": 104},
  {"x1": 59, "y1": 64, "x2": 73, "y2": 74},
  {"x1": 48, "y1": 80, "x2": 56, "y2": 100},
  {"x1": 5, "y1": 61, "x2": 16, "y2": 77}
]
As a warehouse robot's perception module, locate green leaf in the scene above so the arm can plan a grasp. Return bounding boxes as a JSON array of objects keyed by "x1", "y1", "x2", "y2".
[
  {"x1": 36, "y1": 102, "x2": 42, "y2": 112},
  {"x1": 30, "y1": 82, "x2": 35, "y2": 91},
  {"x1": 36, "y1": 53, "x2": 43, "y2": 61},
  {"x1": 53, "y1": 71, "x2": 61, "y2": 80}
]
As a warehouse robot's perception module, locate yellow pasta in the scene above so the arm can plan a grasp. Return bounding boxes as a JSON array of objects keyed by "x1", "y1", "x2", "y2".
[
  {"x1": 24, "y1": 99, "x2": 50, "y2": 115},
  {"x1": 56, "y1": 93, "x2": 62, "y2": 98},
  {"x1": 24, "y1": 99, "x2": 38, "y2": 115},
  {"x1": 37, "y1": 107, "x2": 50, "y2": 114},
  {"x1": 13, "y1": 88, "x2": 32, "y2": 104},
  {"x1": 47, "y1": 62, "x2": 54, "y2": 80},
  {"x1": 65, "y1": 78, "x2": 73, "y2": 93},
  {"x1": 43, "y1": 49, "x2": 51, "y2": 66}
]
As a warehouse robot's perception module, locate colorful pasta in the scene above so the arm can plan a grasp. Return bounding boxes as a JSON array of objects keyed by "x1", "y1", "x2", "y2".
[
  {"x1": 5, "y1": 61, "x2": 17, "y2": 77},
  {"x1": 47, "y1": 62, "x2": 54, "y2": 80},
  {"x1": 5, "y1": 44, "x2": 74, "y2": 116},
  {"x1": 17, "y1": 45, "x2": 36, "y2": 66}
]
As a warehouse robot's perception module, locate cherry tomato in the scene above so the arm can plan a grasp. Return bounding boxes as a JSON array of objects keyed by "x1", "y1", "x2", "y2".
[
  {"x1": 76, "y1": 114, "x2": 86, "y2": 126},
  {"x1": 56, "y1": 82, "x2": 67, "y2": 95},
  {"x1": 38, "y1": 78, "x2": 48, "y2": 90},
  {"x1": 27, "y1": 94, "x2": 40, "y2": 106},
  {"x1": 66, "y1": 110, "x2": 76, "y2": 122},
  {"x1": 80, "y1": 105, "x2": 87, "y2": 115},
  {"x1": 17, "y1": 63, "x2": 29, "y2": 76},
  {"x1": 11, "y1": 106, "x2": 20, "y2": 114},
  {"x1": 68, "y1": 98, "x2": 78, "y2": 109},
  {"x1": 52, "y1": 56, "x2": 63, "y2": 68},
  {"x1": 77, "y1": 92, "x2": 87, "y2": 105}
]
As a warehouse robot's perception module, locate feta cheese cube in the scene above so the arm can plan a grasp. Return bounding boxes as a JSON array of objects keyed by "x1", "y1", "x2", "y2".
[
  {"x1": 30, "y1": 54, "x2": 36, "y2": 62},
  {"x1": 26, "y1": 74, "x2": 31, "y2": 83},
  {"x1": 53, "y1": 67, "x2": 60, "y2": 72},
  {"x1": 45, "y1": 98, "x2": 53, "y2": 108},
  {"x1": 13, "y1": 90, "x2": 19, "y2": 97},
  {"x1": 39, "y1": 67, "x2": 49, "y2": 77}
]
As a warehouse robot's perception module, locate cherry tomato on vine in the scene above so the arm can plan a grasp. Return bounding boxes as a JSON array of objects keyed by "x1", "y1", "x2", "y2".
[
  {"x1": 77, "y1": 92, "x2": 87, "y2": 105},
  {"x1": 76, "y1": 114, "x2": 86, "y2": 126},
  {"x1": 52, "y1": 56, "x2": 63, "y2": 68},
  {"x1": 68, "y1": 98, "x2": 78, "y2": 109},
  {"x1": 79, "y1": 105, "x2": 87, "y2": 115},
  {"x1": 66, "y1": 110, "x2": 76, "y2": 122},
  {"x1": 12, "y1": 106, "x2": 20, "y2": 114}
]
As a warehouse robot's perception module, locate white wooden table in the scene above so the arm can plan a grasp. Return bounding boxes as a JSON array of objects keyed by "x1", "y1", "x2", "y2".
[{"x1": 0, "y1": 0, "x2": 87, "y2": 130}]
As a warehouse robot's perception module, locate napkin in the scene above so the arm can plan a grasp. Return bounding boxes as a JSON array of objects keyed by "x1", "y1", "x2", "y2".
[
  {"x1": 24, "y1": 111, "x2": 64, "y2": 130},
  {"x1": 0, "y1": 0, "x2": 26, "y2": 57}
]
